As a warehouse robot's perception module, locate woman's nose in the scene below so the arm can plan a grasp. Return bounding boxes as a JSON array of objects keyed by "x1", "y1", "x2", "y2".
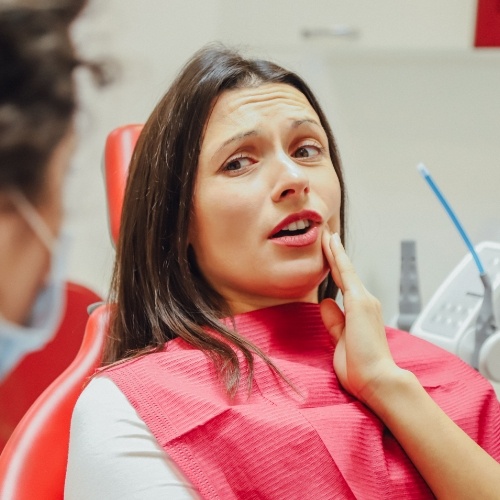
[{"x1": 271, "y1": 154, "x2": 310, "y2": 202}]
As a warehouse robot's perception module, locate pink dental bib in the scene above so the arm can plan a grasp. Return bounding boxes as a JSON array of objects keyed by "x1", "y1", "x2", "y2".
[{"x1": 106, "y1": 303, "x2": 500, "y2": 499}]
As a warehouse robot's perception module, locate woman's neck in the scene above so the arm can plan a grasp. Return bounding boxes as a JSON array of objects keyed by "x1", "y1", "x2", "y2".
[
  {"x1": 220, "y1": 302, "x2": 331, "y2": 356},
  {"x1": 226, "y1": 292, "x2": 320, "y2": 317}
]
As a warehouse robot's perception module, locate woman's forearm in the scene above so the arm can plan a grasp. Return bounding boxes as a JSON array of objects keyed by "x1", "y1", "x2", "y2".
[{"x1": 365, "y1": 368, "x2": 500, "y2": 500}]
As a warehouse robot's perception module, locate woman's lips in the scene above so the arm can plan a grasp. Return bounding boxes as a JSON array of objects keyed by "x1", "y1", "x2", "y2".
[
  {"x1": 269, "y1": 210, "x2": 322, "y2": 247},
  {"x1": 271, "y1": 225, "x2": 320, "y2": 247}
]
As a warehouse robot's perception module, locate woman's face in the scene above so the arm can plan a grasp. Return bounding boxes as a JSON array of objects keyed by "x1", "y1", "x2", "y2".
[{"x1": 190, "y1": 83, "x2": 341, "y2": 315}]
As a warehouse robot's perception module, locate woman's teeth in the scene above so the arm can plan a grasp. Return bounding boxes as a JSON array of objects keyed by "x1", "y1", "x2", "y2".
[
  {"x1": 283, "y1": 219, "x2": 310, "y2": 232},
  {"x1": 271, "y1": 219, "x2": 314, "y2": 239}
]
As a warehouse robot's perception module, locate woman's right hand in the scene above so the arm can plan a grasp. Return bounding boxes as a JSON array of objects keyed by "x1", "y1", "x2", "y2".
[
  {"x1": 320, "y1": 230, "x2": 500, "y2": 500},
  {"x1": 320, "y1": 230, "x2": 407, "y2": 406}
]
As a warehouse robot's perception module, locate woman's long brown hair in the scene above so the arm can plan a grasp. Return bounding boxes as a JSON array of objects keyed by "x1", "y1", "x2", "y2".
[{"x1": 104, "y1": 44, "x2": 346, "y2": 395}]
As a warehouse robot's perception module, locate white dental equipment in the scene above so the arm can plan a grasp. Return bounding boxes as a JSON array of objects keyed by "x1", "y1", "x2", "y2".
[{"x1": 407, "y1": 164, "x2": 500, "y2": 382}]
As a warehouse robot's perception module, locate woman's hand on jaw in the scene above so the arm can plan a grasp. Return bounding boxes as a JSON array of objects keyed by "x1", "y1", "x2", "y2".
[{"x1": 320, "y1": 230, "x2": 407, "y2": 407}]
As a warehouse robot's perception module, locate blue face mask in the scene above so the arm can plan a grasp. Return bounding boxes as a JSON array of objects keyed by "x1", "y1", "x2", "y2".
[{"x1": 0, "y1": 191, "x2": 69, "y2": 381}]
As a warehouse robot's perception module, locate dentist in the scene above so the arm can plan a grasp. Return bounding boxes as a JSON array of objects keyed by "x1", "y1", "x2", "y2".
[{"x1": 0, "y1": 0, "x2": 100, "y2": 381}]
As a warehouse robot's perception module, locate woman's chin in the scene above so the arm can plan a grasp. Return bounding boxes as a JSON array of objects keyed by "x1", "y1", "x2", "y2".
[{"x1": 265, "y1": 270, "x2": 328, "y2": 302}]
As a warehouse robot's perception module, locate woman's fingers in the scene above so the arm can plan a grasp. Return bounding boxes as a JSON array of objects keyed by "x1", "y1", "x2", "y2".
[
  {"x1": 321, "y1": 229, "x2": 364, "y2": 297},
  {"x1": 327, "y1": 233, "x2": 366, "y2": 298},
  {"x1": 320, "y1": 298, "x2": 345, "y2": 343},
  {"x1": 321, "y1": 229, "x2": 344, "y2": 292},
  {"x1": 321, "y1": 231, "x2": 398, "y2": 403}
]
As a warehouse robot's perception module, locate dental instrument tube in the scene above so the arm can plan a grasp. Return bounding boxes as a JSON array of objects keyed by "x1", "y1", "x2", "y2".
[
  {"x1": 417, "y1": 163, "x2": 485, "y2": 274},
  {"x1": 417, "y1": 163, "x2": 497, "y2": 369}
]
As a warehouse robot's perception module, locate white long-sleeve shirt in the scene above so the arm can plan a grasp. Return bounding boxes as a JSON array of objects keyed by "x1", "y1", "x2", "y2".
[{"x1": 65, "y1": 377, "x2": 198, "y2": 499}]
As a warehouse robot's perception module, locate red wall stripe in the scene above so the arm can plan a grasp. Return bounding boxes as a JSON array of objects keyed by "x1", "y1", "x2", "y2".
[{"x1": 475, "y1": 0, "x2": 500, "y2": 47}]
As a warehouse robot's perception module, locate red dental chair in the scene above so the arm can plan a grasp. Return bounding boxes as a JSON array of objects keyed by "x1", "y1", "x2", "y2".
[
  {"x1": 0, "y1": 283, "x2": 102, "y2": 453},
  {"x1": 0, "y1": 124, "x2": 143, "y2": 499},
  {"x1": 104, "y1": 124, "x2": 143, "y2": 246}
]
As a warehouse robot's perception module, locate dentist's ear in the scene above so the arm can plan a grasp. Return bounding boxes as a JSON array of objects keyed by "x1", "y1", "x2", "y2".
[{"x1": 0, "y1": 191, "x2": 17, "y2": 213}]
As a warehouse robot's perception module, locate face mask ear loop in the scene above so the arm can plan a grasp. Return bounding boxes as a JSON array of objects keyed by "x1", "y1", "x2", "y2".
[{"x1": 9, "y1": 190, "x2": 56, "y2": 253}]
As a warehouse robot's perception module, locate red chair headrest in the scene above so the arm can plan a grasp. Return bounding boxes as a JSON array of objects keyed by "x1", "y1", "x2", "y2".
[{"x1": 104, "y1": 124, "x2": 143, "y2": 246}]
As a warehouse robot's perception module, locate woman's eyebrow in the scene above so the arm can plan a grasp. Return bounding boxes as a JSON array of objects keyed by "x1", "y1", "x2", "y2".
[
  {"x1": 291, "y1": 118, "x2": 322, "y2": 129},
  {"x1": 213, "y1": 130, "x2": 258, "y2": 159},
  {"x1": 212, "y1": 118, "x2": 322, "y2": 160}
]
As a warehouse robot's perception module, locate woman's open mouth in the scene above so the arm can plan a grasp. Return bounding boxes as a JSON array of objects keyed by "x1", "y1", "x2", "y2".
[
  {"x1": 269, "y1": 211, "x2": 322, "y2": 247},
  {"x1": 272, "y1": 218, "x2": 311, "y2": 238}
]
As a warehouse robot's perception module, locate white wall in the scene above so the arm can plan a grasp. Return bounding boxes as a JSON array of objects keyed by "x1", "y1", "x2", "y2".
[{"x1": 68, "y1": 1, "x2": 500, "y2": 328}]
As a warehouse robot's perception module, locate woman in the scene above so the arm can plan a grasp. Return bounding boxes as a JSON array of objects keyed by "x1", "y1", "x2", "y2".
[{"x1": 66, "y1": 45, "x2": 500, "y2": 499}]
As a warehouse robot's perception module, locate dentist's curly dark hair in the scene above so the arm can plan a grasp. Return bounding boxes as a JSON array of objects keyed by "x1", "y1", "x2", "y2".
[{"x1": 0, "y1": 0, "x2": 107, "y2": 202}]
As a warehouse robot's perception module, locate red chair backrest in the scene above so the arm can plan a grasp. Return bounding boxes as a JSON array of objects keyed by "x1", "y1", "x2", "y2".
[
  {"x1": 104, "y1": 124, "x2": 143, "y2": 246},
  {"x1": 0, "y1": 304, "x2": 110, "y2": 500}
]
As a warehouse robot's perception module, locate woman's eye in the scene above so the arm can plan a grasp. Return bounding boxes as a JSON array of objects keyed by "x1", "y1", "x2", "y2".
[
  {"x1": 293, "y1": 144, "x2": 322, "y2": 159},
  {"x1": 222, "y1": 156, "x2": 253, "y2": 173}
]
